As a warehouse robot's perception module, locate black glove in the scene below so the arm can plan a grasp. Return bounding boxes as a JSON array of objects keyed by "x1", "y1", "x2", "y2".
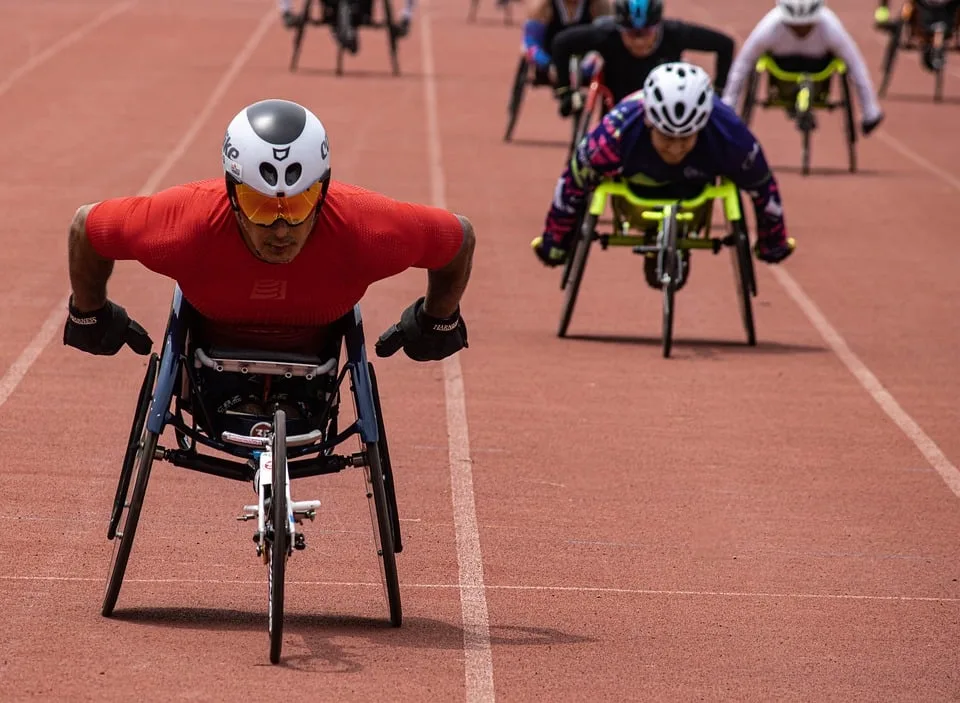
[
  {"x1": 63, "y1": 298, "x2": 153, "y2": 356},
  {"x1": 862, "y1": 113, "x2": 884, "y2": 136},
  {"x1": 554, "y1": 87, "x2": 582, "y2": 118},
  {"x1": 375, "y1": 297, "x2": 468, "y2": 362}
]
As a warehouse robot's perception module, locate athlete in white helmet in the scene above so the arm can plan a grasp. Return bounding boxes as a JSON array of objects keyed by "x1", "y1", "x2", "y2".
[
  {"x1": 63, "y1": 98, "x2": 474, "y2": 417},
  {"x1": 533, "y1": 61, "x2": 794, "y2": 290},
  {"x1": 722, "y1": 0, "x2": 884, "y2": 135}
]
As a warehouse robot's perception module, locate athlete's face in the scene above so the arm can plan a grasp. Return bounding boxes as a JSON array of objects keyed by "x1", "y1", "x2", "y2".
[
  {"x1": 786, "y1": 23, "x2": 814, "y2": 38},
  {"x1": 648, "y1": 123, "x2": 698, "y2": 164},
  {"x1": 620, "y1": 25, "x2": 659, "y2": 57},
  {"x1": 236, "y1": 210, "x2": 318, "y2": 264}
]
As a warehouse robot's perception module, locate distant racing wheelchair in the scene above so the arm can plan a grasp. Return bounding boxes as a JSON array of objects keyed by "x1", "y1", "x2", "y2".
[
  {"x1": 740, "y1": 54, "x2": 856, "y2": 175},
  {"x1": 289, "y1": 0, "x2": 402, "y2": 76},
  {"x1": 531, "y1": 63, "x2": 795, "y2": 357},
  {"x1": 877, "y1": 0, "x2": 960, "y2": 102}
]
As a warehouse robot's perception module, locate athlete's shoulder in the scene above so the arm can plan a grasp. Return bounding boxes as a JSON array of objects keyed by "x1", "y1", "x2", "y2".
[
  {"x1": 608, "y1": 90, "x2": 647, "y2": 125},
  {"x1": 817, "y1": 7, "x2": 850, "y2": 36},
  {"x1": 749, "y1": 7, "x2": 784, "y2": 33},
  {"x1": 661, "y1": 18, "x2": 688, "y2": 33},
  {"x1": 705, "y1": 97, "x2": 756, "y2": 149}
]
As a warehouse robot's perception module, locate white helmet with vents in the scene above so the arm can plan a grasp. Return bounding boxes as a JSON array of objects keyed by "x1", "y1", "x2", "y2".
[
  {"x1": 776, "y1": 0, "x2": 825, "y2": 25},
  {"x1": 642, "y1": 62, "x2": 714, "y2": 138},
  {"x1": 221, "y1": 98, "x2": 331, "y2": 197}
]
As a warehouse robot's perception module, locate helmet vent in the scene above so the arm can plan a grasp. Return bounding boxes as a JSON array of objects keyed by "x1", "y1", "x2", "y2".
[
  {"x1": 285, "y1": 162, "x2": 302, "y2": 187},
  {"x1": 259, "y1": 162, "x2": 279, "y2": 187}
]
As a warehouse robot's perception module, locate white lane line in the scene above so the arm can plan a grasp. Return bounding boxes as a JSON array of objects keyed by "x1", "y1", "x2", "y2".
[
  {"x1": 0, "y1": 1, "x2": 138, "y2": 100},
  {"x1": 685, "y1": 0, "x2": 960, "y2": 497},
  {"x1": 770, "y1": 267, "x2": 960, "y2": 497},
  {"x1": 3, "y1": 575, "x2": 958, "y2": 603},
  {"x1": 0, "y1": 9, "x2": 276, "y2": 412},
  {"x1": 420, "y1": 5, "x2": 496, "y2": 703},
  {"x1": 875, "y1": 130, "x2": 960, "y2": 191},
  {"x1": 0, "y1": 298, "x2": 69, "y2": 407}
]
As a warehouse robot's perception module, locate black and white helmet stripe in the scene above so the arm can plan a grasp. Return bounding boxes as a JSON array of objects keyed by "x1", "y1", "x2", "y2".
[
  {"x1": 221, "y1": 99, "x2": 330, "y2": 197},
  {"x1": 642, "y1": 62, "x2": 714, "y2": 138}
]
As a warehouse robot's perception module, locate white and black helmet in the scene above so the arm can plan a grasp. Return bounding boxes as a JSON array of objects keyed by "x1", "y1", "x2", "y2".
[
  {"x1": 221, "y1": 98, "x2": 331, "y2": 197},
  {"x1": 642, "y1": 62, "x2": 714, "y2": 138},
  {"x1": 776, "y1": 0, "x2": 824, "y2": 25}
]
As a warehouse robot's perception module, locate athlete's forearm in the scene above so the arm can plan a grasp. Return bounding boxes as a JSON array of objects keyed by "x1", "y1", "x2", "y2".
[
  {"x1": 68, "y1": 204, "x2": 114, "y2": 312},
  {"x1": 424, "y1": 215, "x2": 475, "y2": 318},
  {"x1": 682, "y1": 25, "x2": 736, "y2": 91}
]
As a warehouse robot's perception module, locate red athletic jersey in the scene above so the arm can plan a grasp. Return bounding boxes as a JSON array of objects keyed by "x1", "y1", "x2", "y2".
[{"x1": 84, "y1": 178, "x2": 464, "y2": 351}]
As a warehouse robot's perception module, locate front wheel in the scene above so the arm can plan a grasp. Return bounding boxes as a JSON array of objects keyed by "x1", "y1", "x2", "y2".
[
  {"x1": 558, "y1": 213, "x2": 596, "y2": 337},
  {"x1": 268, "y1": 409, "x2": 289, "y2": 665},
  {"x1": 659, "y1": 209, "x2": 679, "y2": 358},
  {"x1": 731, "y1": 224, "x2": 757, "y2": 346},
  {"x1": 365, "y1": 441, "x2": 402, "y2": 626}
]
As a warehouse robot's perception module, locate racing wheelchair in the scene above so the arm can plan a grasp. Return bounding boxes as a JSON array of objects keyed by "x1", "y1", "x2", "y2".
[
  {"x1": 740, "y1": 55, "x2": 856, "y2": 176},
  {"x1": 102, "y1": 286, "x2": 403, "y2": 665},
  {"x1": 566, "y1": 60, "x2": 615, "y2": 162},
  {"x1": 558, "y1": 178, "x2": 758, "y2": 358},
  {"x1": 289, "y1": 0, "x2": 401, "y2": 76},
  {"x1": 878, "y1": 1, "x2": 960, "y2": 102},
  {"x1": 504, "y1": 55, "x2": 583, "y2": 145}
]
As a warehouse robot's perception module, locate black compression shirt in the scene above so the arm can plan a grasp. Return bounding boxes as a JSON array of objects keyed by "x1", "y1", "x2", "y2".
[{"x1": 551, "y1": 18, "x2": 735, "y2": 104}]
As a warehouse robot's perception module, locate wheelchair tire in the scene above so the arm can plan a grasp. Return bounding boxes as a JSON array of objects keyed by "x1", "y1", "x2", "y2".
[
  {"x1": 731, "y1": 222, "x2": 757, "y2": 347},
  {"x1": 289, "y1": 0, "x2": 312, "y2": 71},
  {"x1": 733, "y1": 189, "x2": 758, "y2": 297},
  {"x1": 504, "y1": 56, "x2": 528, "y2": 142},
  {"x1": 368, "y1": 362, "x2": 402, "y2": 553},
  {"x1": 660, "y1": 209, "x2": 679, "y2": 359},
  {"x1": 365, "y1": 438, "x2": 402, "y2": 627},
  {"x1": 108, "y1": 353, "x2": 159, "y2": 541},
  {"x1": 560, "y1": 208, "x2": 587, "y2": 291},
  {"x1": 841, "y1": 74, "x2": 857, "y2": 173},
  {"x1": 934, "y1": 50, "x2": 945, "y2": 103},
  {"x1": 268, "y1": 409, "x2": 288, "y2": 665},
  {"x1": 102, "y1": 427, "x2": 159, "y2": 617},
  {"x1": 878, "y1": 20, "x2": 902, "y2": 98},
  {"x1": 558, "y1": 213, "x2": 596, "y2": 337},
  {"x1": 383, "y1": 0, "x2": 400, "y2": 76}
]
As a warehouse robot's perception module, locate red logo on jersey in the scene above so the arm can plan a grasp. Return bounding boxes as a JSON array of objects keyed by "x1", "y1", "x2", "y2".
[{"x1": 250, "y1": 280, "x2": 287, "y2": 300}]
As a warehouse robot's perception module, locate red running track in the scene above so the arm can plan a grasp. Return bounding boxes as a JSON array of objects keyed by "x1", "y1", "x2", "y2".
[{"x1": 0, "y1": 0, "x2": 958, "y2": 700}]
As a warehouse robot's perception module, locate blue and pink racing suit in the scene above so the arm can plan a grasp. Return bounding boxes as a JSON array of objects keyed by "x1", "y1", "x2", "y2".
[{"x1": 540, "y1": 92, "x2": 788, "y2": 254}]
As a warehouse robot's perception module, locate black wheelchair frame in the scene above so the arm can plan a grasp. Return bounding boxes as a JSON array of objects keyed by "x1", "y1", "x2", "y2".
[
  {"x1": 504, "y1": 55, "x2": 583, "y2": 145},
  {"x1": 878, "y1": 2, "x2": 960, "y2": 102},
  {"x1": 101, "y1": 285, "x2": 403, "y2": 664},
  {"x1": 289, "y1": 0, "x2": 401, "y2": 76},
  {"x1": 740, "y1": 56, "x2": 857, "y2": 176}
]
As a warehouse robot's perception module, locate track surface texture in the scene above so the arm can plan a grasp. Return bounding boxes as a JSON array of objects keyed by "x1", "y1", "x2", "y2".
[{"x1": 1, "y1": 0, "x2": 959, "y2": 700}]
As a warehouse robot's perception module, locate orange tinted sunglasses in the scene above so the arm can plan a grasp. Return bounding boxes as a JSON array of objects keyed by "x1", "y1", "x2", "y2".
[{"x1": 234, "y1": 181, "x2": 324, "y2": 226}]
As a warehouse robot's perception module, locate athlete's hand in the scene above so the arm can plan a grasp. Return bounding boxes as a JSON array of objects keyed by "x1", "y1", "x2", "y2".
[
  {"x1": 63, "y1": 298, "x2": 153, "y2": 356},
  {"x1": 754, "y1": 223, "x2": 796, "y2": 264},
  {"x1": 531, "y1": 235, "x2": 567, "y2": 267},
  {"x1": 375, "y1": 297, "x2": 468, "y2": 362},
  {"x1": 554, "y1": 87, "x2": 583, "y2": 118},
  {"x1": 862, "y1": 112, "x2": 884, "y2": 136}
]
